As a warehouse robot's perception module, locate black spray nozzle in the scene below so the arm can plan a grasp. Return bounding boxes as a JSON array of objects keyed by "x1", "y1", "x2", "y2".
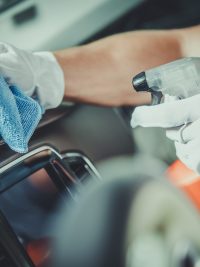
[
  {"x1": 132, "y1": 71, "x2": 163, "y2": 105},
  {"x1": 132, "y1": 71, "x2": 149, "y2": 92}
]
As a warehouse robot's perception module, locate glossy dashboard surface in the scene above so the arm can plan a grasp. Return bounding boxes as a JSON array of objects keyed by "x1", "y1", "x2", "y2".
[{"x1": 0, "y1": 104, "x2": 135, "y2": 170}]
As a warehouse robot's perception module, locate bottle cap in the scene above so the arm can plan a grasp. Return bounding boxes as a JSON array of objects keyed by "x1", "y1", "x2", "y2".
[
  {"x1": 132, "y1": 72, "x2": 163, "y2": 105},
  {"x1": 132, "y1": 72, "x2": 149, "y2": 92}
]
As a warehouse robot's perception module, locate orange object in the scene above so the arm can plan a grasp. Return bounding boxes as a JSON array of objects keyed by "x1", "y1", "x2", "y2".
[
  {"x1": 167, "y1": 160, "x2": 200, "y2": 210},
  {"x1": 26, "y1": 238, "x2": 50, "y2": 267}
]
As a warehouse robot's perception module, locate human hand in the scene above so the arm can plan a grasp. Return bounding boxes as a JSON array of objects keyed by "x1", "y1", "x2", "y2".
[
  {"x1": 0, "y1": 42, "x2": 64, "y2": 109},
  {"x1": 131, "y1": 94, "x2": 200, "y2": 173}
]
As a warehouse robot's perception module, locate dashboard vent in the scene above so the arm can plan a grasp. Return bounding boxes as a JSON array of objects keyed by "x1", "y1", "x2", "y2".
[{"x1": 64, "y1": 154, "x2": 100, "y2": 185}]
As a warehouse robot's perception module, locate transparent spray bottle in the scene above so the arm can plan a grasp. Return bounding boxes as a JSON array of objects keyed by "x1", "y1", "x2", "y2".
[{"x1": 132, "y1": 57, "x2": 200, "y2": 104}]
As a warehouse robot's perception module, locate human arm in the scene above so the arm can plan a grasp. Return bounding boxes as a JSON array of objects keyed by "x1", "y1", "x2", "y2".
[
  {"x1": 54, "y1": 28, "x2": 184, "y2": 107},
  {"x1": 2, "y1": 25, "x2": 200, "y2": 108}
]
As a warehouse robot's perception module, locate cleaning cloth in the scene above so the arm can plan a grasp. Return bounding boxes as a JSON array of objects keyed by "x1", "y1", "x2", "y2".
[{"x1": 0, "y1": 76, "x2": 42, "y2": 153}]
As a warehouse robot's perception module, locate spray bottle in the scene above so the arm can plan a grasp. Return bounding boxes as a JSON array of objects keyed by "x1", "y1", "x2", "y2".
[{"x1": 132, "y1": 57, "x2": 200, "y2": 105}]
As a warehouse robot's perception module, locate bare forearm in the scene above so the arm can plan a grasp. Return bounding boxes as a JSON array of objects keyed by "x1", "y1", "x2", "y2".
[{"x1": 54, "y1": 29, "x2": 184, "y2": 106}]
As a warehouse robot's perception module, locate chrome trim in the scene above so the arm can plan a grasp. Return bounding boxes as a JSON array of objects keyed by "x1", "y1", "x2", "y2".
[
  {"x1": 0, "y1": 139, "x2": 5, "y2": 146},
  {"x1": 63, "y1": 152, "x2": 101, "y2": 179},
  {"x1": 0, "y1": 146, "x2": 100, "y2": 179},
  {"x1": 0, "y1": 145, "x2": 61, "y2": 174}
]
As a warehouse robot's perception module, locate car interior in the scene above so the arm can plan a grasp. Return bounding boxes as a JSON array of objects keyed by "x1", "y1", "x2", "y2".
[{"x1": 1, "y1": 0, "x2": 200, "y2": 266}]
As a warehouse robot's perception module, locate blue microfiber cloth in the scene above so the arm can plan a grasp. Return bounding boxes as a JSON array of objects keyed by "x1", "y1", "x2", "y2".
[{"x1": 0, "y1": 76, "x2": 42, "y2": 153}]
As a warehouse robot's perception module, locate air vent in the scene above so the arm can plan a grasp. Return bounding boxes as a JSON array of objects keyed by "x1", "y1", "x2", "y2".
[
  {"x1": 63, "y1": 153, "x2": 100, "y2": 184},
  {"x1": 70, "y1": 159, "x2": 89, "y2": 182}
]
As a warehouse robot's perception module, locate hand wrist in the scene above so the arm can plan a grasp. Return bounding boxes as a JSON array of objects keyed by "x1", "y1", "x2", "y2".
[
  {"x1": 33, "y1": 51, "x2": 65, "y2": 109},
  {"x1": 53, "y1": 47, "x2": 85, "y2": 102}
]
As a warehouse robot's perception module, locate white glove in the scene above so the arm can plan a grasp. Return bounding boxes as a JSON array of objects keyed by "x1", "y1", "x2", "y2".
[
  {"x1": 131, "y1": 94, "x2": 200, "y2": 173},
  {"x1": 0, "y1": 42, "x2": 65, "y2": 110}
]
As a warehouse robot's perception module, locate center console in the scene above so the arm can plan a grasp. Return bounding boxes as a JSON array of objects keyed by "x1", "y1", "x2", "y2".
[{"x1": 0, "y1": 146, "x2": 100, "y2": 267}]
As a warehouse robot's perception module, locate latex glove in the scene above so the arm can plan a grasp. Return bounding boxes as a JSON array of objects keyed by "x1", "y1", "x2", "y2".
[
  {"x1": 131, "y1": 94, "x2": 200, "y2": 173},
  {"x1": 166, "y1": 120, "x2": 200, "y2": 173},
  {"x1": 0, "y1": 42, "x2": 64, "y2": 110}
]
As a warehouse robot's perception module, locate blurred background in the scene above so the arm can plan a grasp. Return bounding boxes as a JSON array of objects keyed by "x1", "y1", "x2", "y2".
[{"x1": 1, "y1": 0, "x2": 200, "y2": 51}]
